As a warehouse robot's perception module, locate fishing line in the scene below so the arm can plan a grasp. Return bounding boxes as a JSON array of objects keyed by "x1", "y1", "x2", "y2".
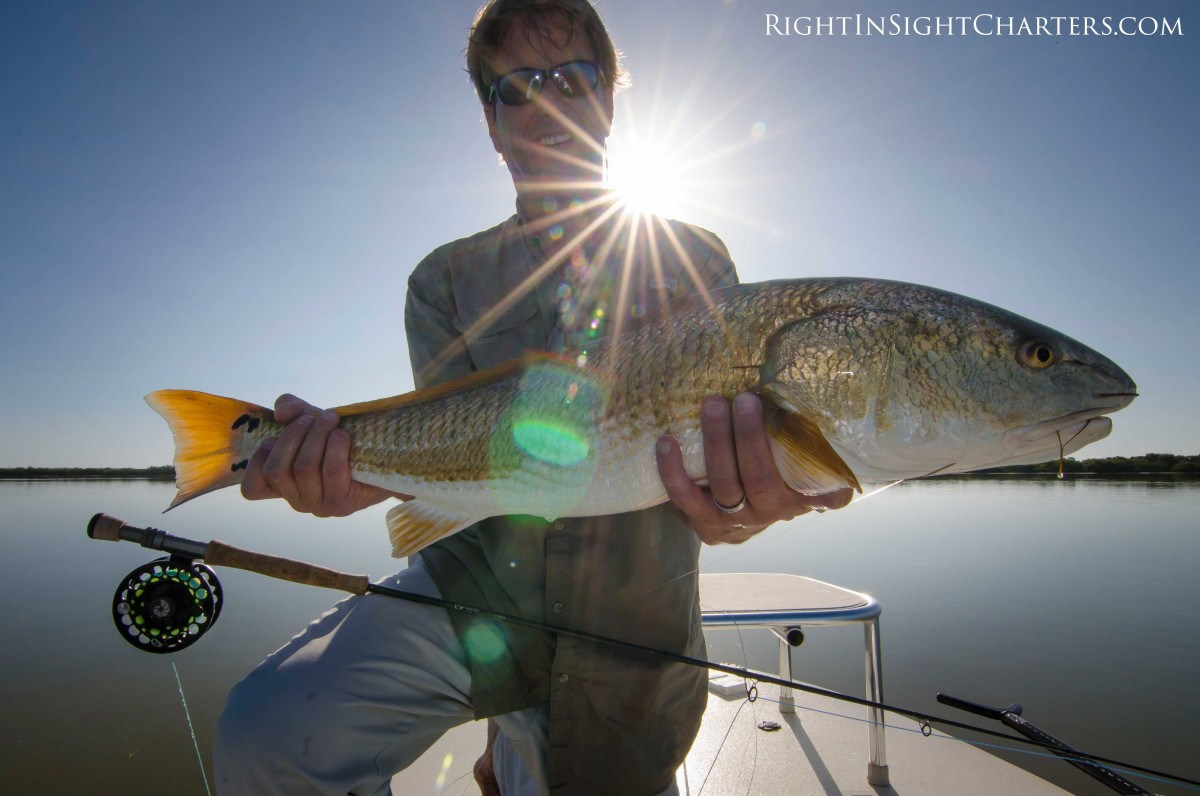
[
  {"x1": 1056, "y1": 422, "x2": 1095, "y2": 479},
  {"x1": 662, "y1": 473, "x2": 904, "y2": 581},
  {"x1": 777, "y1": 686, "x2": 1180, "y2": 787},
  {"x1": 171, "y1": 661, "x2": 213, "y2": 796},
  {"x1": 692, "y1": 695, "x2": 754, "y2": 796},
  {"x1": 743, "y1": 695, "x2": 764, "y2": 796},
  {"x1": 635, "y1": 479, "x2": 905, "y2": 602},
  {"x1": 749, "y1": 691, "x2": 1194, "y2": 794},
  {"x1": 954, "y1": 735, "x2": 1200, "y2": 793},
  {"x1": 88, "y1": 514, "x2": 1200, "y2": 791},
  {"x1": 654, "y1": 673, "x2": 1186, "y2": 796},
  {"x1": 690, "y1": 625, "x2": 759, "y2": 795},
  {"x1": 342, "y1": 580, "x2": 1200, "y2": 789},
  {"x1": 1057, "y1": 431, "x2": 1067, "y2": 478}
]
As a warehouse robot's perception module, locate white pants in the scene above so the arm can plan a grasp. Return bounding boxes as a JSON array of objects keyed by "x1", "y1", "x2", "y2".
[{"x1": 213, "y1": 561, "x2": 549, "y2": 795}]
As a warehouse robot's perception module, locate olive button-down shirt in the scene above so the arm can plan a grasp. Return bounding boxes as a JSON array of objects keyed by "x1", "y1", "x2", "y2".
[{"x1": 403, "y1": 211, "x2": 737, "y2": 794}]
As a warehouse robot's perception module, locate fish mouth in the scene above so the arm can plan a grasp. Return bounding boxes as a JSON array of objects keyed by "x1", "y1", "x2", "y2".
[
  {"x1": 999, "y1": 408, "x2": 1117, "y2": 466},
  {"x1": 1096, "y1": 391, "x2": 1138, "y2": 406},
  {"x1": 997, "y1": 383, "x2": 1136, "y2": 466},
  {"x1": 1017, "y1": 388, "x2": 1136, "y2": 438}
]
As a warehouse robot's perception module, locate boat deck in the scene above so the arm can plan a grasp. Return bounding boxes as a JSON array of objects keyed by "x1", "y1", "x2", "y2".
[
  {"x1": 681, "y1": 682, "x2": 1069, "y2": 795},
  {"x1": 390, "y1": 685, "x2": 1069, "y2": 794},
  {"x1": 391, "y1": 571, "x2": 1069, "y2": 794}
]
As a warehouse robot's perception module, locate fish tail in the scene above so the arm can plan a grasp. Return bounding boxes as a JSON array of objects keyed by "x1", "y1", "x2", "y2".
[{"x1": 145, "y1": 390, "x2": 273, "y2": 510}]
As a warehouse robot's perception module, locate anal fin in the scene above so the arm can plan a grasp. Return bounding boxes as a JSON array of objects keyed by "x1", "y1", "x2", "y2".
[
  {"x1": 386, "y1": 500, "x2": 479, "y2": 558},
  {"x1": 762, "y1": 400, "x2": 862, "y2": 496}
]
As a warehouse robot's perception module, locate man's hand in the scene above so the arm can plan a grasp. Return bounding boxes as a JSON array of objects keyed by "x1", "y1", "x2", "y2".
[
  {"x1": 240, "y1": 394, "x2": 401, "y2": 516},
  {"x1": 656, "y1": 393, "x2": 853, "y2": 544}
]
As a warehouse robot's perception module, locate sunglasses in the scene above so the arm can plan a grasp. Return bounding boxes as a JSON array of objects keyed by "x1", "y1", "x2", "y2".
[{"x1": 488, "y1": 60, "x2": 603, "y2": 107}]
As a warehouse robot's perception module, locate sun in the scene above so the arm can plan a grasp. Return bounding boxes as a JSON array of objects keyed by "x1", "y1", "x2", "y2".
[{"x1": 606, "y1": 138, "x2": 689, "y2": 218}]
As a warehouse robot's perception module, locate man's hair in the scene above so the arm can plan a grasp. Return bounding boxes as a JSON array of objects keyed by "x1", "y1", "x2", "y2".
[{"x1": 466, "y1": 0, "x2": 627, "y2": 106}]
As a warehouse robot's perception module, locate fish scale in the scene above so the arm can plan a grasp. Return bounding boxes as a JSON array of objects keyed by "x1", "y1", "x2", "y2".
[{"x1": 146, "y1": 277, "x2": 1136, "y2": 557}]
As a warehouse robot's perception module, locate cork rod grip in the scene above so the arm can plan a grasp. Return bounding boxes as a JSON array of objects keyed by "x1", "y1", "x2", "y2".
[
  {"x1": 87, "y1": 513, "x2": 128, "y2": 542},
  {"x1": 204, "y1": 540, "x2": 371, "y2": 595}
]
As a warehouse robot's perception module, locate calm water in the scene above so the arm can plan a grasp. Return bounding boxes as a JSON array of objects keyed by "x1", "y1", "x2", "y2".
[{"x1": 1, "y1": 478, "x2": 1197, "y2": 794}]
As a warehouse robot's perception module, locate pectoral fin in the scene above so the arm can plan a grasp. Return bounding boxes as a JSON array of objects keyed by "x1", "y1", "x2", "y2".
[
  {"x1": 761, "y1": 397, "x2": 862, "y2": 496},
  {"x1": 386, "y1": 500, "x2": 480, "y2": 558}
]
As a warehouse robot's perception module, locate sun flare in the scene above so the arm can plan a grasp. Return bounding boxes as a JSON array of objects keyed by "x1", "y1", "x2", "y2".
[{"x1": 606, "y1": 140, "x2": 688, "y2": 219}]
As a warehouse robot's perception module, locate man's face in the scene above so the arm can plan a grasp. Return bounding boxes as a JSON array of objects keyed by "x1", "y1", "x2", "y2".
[{"x1": 484, "y1": 19, "x2": 615, "y2": 196}]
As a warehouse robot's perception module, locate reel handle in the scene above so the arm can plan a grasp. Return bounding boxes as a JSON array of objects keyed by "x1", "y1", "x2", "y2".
[{"x1": 88, "y1": 513, "x2": 370, "y2": 594}]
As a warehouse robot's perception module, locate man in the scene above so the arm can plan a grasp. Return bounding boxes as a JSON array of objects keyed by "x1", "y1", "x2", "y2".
[{"x1": 214, "y1": 2, "x2": 850, "y2": 794}]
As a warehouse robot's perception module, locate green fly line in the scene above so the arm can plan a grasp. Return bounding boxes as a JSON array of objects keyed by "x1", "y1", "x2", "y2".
[{"x1": 171, "y1": 661, "x2": 213, "y2": 796}]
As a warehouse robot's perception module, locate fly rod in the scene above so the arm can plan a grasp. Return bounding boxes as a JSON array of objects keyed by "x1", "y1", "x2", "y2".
[
  {"x1": 937, "y1": 693, "x2": 1154, "y2": 795},
  {"x1": 87, "y1": 512, "x2": 1200, "y2": 792}
]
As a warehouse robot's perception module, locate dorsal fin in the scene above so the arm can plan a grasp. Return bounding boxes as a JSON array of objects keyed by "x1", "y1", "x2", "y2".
[{"x1": 332, "y1": 351, "x2": 590, "y2": 418}]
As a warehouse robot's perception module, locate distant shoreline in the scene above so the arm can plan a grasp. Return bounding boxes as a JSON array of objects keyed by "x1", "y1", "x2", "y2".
[
  {"x1": 0, "y1": 467, "x2": 176, "y2": 481},
  {"x1": 2, "y1": 454, "x2": 1196, "y2": 482}
]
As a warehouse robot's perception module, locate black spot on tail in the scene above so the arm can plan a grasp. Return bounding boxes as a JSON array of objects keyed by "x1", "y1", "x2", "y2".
[
  {"x1": 232, "y1": 414, "x2": 261, "y2": 433},
  {"x1": 231, "y1": 459, "x2": 249, "y2": 472}
]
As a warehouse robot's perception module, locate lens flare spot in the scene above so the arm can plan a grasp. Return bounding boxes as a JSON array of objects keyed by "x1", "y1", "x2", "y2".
[
  {"x1": 549, "y1": 224, "x2": 564, "y2": 241},
  {"x1": 513, "y1": 418, "x2": 590, "y2": 466},
  {"x1": 463, "y1": 623, "x2": 506, "y2": 665},
  {"x1": 490, "y1": 360, "x2": 607, "y2": 516},
  {"x1": 751, "y1": 121, "x2": 767, "y2": 139},
  {"x1": 542, "y1": 197, "x2": 558, "y2": 214},
  {"x1": 435, "y1": 753, "x2": 454, "y2": 789}
]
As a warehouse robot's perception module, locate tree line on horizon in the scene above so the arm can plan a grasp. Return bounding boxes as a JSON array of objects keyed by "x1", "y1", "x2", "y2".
[
  {"x1": 1, "y1": 454, "x2": 1198, "y2": 480},
  {"x1": 955, "y1": 452, "x2": 1200, "y2": 475},
  {"x1": 0, "y1": 466, "x2": 176, "y2": 480}
]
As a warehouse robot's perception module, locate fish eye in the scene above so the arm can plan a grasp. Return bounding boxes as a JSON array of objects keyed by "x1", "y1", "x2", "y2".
[{"x1": 1018, "y1": 339, "x2": 1057, "y2": 369}]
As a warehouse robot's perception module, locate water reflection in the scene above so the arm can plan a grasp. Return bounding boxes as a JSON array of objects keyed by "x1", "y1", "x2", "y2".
[
  {"x1": 703, "y1": 477, "x2": 1200, "y2": 795},
  {"x1": 2, "y1": 477, "x2": 1197, "y2": 794}
]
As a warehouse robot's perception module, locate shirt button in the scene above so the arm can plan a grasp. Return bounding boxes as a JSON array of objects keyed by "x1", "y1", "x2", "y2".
[
  {"x1": 552, "y1": 602, "x2": 564, "y2": 614},
  {"x1": 558, "y1": 673, "x2": 569, "y2": 683}
]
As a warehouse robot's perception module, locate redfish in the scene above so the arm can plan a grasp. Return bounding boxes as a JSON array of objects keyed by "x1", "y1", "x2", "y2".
[{"x1": 147, "y1": 278, "x2": 1137, "y2": 556}]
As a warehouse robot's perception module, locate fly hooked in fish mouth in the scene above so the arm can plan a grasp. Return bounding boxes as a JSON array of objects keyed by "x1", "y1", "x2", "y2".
[{"x1": 1055, "y1": 419, "x2": 1103, "y2": 478}]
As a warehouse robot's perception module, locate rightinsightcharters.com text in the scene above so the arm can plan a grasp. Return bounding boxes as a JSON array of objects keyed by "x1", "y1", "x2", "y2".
[{"x1": 764, "y1": 14, "x2": 1183, "y2": 37}]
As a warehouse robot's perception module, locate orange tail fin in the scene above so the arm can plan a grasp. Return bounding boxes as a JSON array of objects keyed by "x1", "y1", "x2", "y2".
[{"x1": 145, "y1": 390, "x2": 274, "y2": 509}]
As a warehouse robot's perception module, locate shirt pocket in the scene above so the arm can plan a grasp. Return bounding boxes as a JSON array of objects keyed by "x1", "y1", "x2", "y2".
[{"x1": 452, "y1": 294, "x2": 541, "y2": 371}]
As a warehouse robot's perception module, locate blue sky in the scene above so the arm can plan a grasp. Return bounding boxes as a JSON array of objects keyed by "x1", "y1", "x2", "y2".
[{"x1": 2, "y1": 0, "x2": 1196, "y2": 466}]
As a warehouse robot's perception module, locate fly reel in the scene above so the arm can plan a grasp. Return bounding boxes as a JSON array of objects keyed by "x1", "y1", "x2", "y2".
[{"x1": 111, "y1": 557, "x2": 223, "y2": 654}]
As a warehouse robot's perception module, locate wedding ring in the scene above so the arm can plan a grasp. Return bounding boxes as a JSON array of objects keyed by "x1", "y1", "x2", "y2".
[{"x1": 713, "y1": 494, "x2": 747, "y2": 514}]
